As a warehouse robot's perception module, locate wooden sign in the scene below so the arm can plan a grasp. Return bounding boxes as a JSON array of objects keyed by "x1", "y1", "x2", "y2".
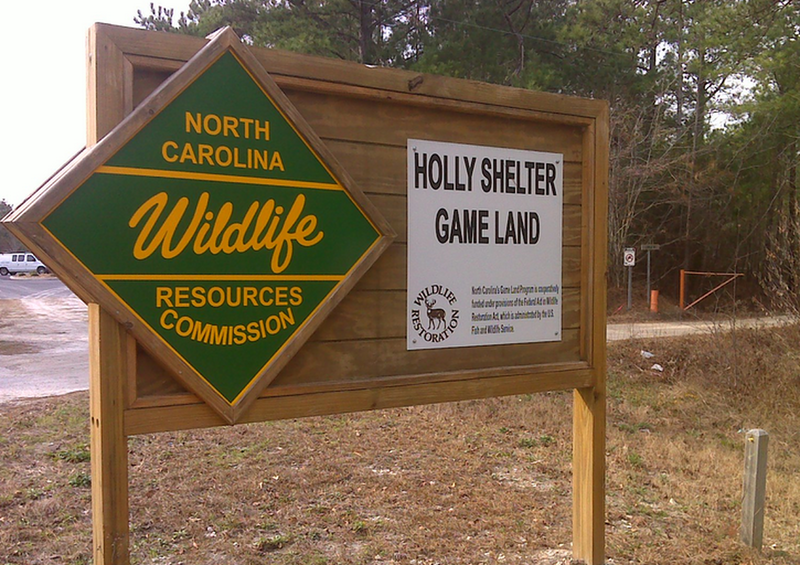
[{"x1": 2, "y1": 23, "x2": 608, "y2": 565}]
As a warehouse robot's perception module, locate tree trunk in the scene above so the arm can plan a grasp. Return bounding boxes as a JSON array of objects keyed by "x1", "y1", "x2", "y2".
[
  {"x1": 358, "y1": 0, "x2": 374, "y2": 64},
  {"x1": 684, "y1": 46, "x2": 708, "y2": 272},
  {"x1": 788, "y1": 139, "x2": 798, "y2": 292},
  {"x1": 676, "y1": 1, "x2": 684, "y2": 128}
]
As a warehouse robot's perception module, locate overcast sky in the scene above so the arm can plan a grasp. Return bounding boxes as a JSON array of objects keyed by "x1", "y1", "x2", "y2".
[{"x1": 1, "y1": 1, "x2": 186, "y2": 207}]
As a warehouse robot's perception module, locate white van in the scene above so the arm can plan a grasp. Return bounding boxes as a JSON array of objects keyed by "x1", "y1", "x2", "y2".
[{"x1": 0, "y1": 252, "x2": 49, "y2": 276}]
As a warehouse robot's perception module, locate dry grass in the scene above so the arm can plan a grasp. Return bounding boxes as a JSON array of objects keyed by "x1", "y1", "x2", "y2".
[{"x1": 2, "y1": 324, "x2": 800, "y2": 564}]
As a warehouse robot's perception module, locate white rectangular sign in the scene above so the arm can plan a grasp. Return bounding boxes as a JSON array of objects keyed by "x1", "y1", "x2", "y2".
[
  {"x1": 407, "y1": 139, "x2": 563, "y2": 350},
  {"x1": 623, "y1": 247, "x2": 636, "y2": 267}
]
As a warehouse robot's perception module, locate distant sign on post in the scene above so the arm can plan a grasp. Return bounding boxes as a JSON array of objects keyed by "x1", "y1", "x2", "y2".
[
  {"x1": 641, "y1": 244, "x2": 660, "y2": 251},
  {"x1": 407, "y1": 139, "x2": 563, "y2": 350},
  {"x1": 623, "y1": 248, "x2": 636, "y2": 267}
]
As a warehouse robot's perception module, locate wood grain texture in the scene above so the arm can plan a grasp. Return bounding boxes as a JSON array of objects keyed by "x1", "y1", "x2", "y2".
[
  {"x1": 271, "y1": 329, "x2": 580, "y2": 387},
  {"x1": 125, "y1": 363, "x2": 594, "y2": 435},
  {"x1": 284, "y1": 89, "x2": 583, "y2": 160},
  {"x1": 89, "y1": 295, "x2": 130, "y2": 565},
  {"x1": 86, "y1": 29, "x2": 133, "y2": 565},
  {"x1": 132, "y1": 327, "x2": 582, "y2": 407},
  {"x1": 132, "y1": 67, "x2": 173, "y2": 110},
  {"x1": 573, "y1": 386, "x2": 605, "y2": 565},
  {"x1": 741, "y1": 429, "x2": 769, "y2": 549},
  {"x1": 99, "y1": 23, "x2": 606, "y2": 120},
  {"x1": 572, "y1": 105, "x2": 609, "y2": 565},
  {"x1": 88, "y1": 25, "x2": 127, "y2": 144}
]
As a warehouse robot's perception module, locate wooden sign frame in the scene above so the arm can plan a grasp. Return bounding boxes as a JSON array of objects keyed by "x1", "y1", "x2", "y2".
[{"x1": 11, "y1": 24, "x2": 608, "y2": 565}]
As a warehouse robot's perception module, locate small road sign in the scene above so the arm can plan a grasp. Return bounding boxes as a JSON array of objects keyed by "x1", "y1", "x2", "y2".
[{"x1": 623, "y1": 248, "x2": 636, "y2": 267}]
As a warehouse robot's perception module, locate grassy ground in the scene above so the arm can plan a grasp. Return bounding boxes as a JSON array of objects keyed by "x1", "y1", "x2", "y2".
[{"x1": 2, "y1": 325, "x2": 800, "y2": 564}]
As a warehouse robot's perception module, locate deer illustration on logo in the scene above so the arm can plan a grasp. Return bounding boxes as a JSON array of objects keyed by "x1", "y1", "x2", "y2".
[
  {"x1": 425, "y1": 298, "x2": 447, "y2": 330},
  {"x1": 409, "y1": 284, "x2": 459, "y2": 346}
]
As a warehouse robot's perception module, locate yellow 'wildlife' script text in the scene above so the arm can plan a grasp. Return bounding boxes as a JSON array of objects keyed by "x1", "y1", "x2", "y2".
[{"x1": 129, "y1": 192, "x2": 324, "y2": 273}]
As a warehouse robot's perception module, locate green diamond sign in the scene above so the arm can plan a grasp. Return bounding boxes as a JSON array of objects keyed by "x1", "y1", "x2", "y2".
[{"x1": 4, "y1": 28, "x2": 393, "y2": 423}]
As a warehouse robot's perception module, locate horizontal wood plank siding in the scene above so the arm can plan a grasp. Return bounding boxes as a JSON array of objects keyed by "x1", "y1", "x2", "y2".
[{"x1": 103, "y1": 24, "x2": 602, "y2": 431}]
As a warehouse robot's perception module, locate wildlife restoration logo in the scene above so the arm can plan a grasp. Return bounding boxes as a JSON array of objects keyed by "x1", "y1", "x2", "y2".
[{"x1": 410, "y1": 284, "x2": 459, "y2": 345}]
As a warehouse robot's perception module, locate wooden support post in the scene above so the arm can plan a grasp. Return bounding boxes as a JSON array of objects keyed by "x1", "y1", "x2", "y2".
[
  {"x1": 679, "y1": 269, "x2": 686, "y2": 310},
  {"x1": 741, "y1": 429, "x2": 769, "y2": 550},
  {"x1": 89, "y1": 304, "x2": 130, "y2": 565},
  {"x1": 87, "y1": 28, "x2": 131, "y2": 564},
  {"x1": 572, "y1": 103, "x2": 608, "y2": 565},
  {"x1": 573, "y1": 386, "x2": 606, "y2": 564}
]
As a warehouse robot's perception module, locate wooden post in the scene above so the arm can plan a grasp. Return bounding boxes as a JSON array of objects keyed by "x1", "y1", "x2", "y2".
[
  {"x1": 573, "y1": 387, "x2": 606, "y2": 564},
  {"x1": 679, "y1": 269, "x2": 686, "y2": 310},
  {"x1": 88, "y1": 26, "x2": 131, "y2": 565},
  {"x1": 741, "y1": 429, "x2": 769, "y2": 550},
  {"x1": 89, "y1": 305, "x2": 130, "y2": 565},
  {"x1": 573, "y1": 109, "x2": 608, "y2": 565}
]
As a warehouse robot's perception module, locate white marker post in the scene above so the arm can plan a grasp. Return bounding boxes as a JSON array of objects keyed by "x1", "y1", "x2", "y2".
[{"x1": 741, "y1": 429, "x2": 769, "y2": 549}]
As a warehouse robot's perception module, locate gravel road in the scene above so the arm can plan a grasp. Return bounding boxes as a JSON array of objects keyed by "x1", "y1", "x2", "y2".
[{"x1": 605, "y1": 315, "x2": 791, "y2": 341}]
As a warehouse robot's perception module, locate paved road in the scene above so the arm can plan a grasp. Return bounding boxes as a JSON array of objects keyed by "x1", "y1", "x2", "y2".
[
  {"x1": 0, "y1": 276, "x2": 88, "y2": 403},
  {"x1": 0, "y1": 277, "x2": 792, "y2": 403},
  {"x1": 0, "y1": 275, "x2": 70, "y2": 300}
]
